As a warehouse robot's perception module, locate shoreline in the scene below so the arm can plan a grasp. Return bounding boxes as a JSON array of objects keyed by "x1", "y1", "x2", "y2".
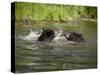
[{"x1": 15, "y1": 18, "x2": 97, "y2": 24}]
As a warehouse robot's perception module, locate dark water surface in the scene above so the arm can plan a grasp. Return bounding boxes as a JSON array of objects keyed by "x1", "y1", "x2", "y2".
[{"x1": 15, "y1": 20, "x2": 97, "y2": 73}]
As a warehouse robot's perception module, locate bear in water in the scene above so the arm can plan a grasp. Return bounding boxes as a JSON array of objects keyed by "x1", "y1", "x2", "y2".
[
  {"x1": 64, "y1": 32, "x2": 85, "y2": 42},
  {"x1": 37, "y1": 28, "x2": 55, "y2": 42}
]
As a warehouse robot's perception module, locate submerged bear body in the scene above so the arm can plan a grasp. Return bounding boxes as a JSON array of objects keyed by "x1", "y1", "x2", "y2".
[
  {"x1": 37, "y1": 28, "x2": 85, "y2": 43},
  {"x1": 64, "y1": 32, "x2": 85, "y2": 42},
  {"x1": 37, "y1": 29, "x2": 55, "y2": 42}
]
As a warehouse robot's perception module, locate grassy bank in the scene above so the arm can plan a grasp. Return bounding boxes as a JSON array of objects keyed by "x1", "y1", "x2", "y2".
[{"x1": 15, "y1": 2, "x2": 97, "y2": 22}]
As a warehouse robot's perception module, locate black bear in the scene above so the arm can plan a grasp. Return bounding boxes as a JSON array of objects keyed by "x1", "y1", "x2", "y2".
[
  {"x1": 37, "y1": 28, "x2": 55, "y2": 42},
  {"x1": 64, "y1": 32, "x2": 85, "y2": 42}
]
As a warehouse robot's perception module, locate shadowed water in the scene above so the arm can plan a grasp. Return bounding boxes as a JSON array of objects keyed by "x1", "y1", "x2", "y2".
[{"x1": 15, "y1": 20, "x2": 97, "y2": 73}]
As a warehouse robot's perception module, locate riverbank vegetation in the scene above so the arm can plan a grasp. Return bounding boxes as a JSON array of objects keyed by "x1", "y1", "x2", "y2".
[{"x1": 15, "y1": 2, "x2": 97, "y2": 23}]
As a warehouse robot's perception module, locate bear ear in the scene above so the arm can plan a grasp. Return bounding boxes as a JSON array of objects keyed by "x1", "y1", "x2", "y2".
[
  {"x1": 79, "y1": 34, "x2": 82, "y2": 36},
  {"x1": 42, "y1": 27, "x2": 45, "y2": 31}
]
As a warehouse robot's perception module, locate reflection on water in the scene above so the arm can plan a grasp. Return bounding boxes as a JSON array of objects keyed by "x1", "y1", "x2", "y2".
[{"x1": 15, "y1": 20, "x2": 97, "y2": 73}]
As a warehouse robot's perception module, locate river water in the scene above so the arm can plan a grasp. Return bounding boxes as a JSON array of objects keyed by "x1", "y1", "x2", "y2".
[{"x1": 15, "y1": 20, "x2": 97, "y2": 73}]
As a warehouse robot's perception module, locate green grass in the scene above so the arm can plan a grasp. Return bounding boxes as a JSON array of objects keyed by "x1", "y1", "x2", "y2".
[{"x1": 15, "y1": 2, "x2": 97, "y2": 22}]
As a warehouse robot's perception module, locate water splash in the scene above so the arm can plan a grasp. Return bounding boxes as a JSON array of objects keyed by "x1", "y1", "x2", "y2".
[
  {"x1": 53, "y1": 30, "x2": 66, "y2": 42},
  {"x1": 18, "y1": 29, "x2": 42, "y2": 41}
]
